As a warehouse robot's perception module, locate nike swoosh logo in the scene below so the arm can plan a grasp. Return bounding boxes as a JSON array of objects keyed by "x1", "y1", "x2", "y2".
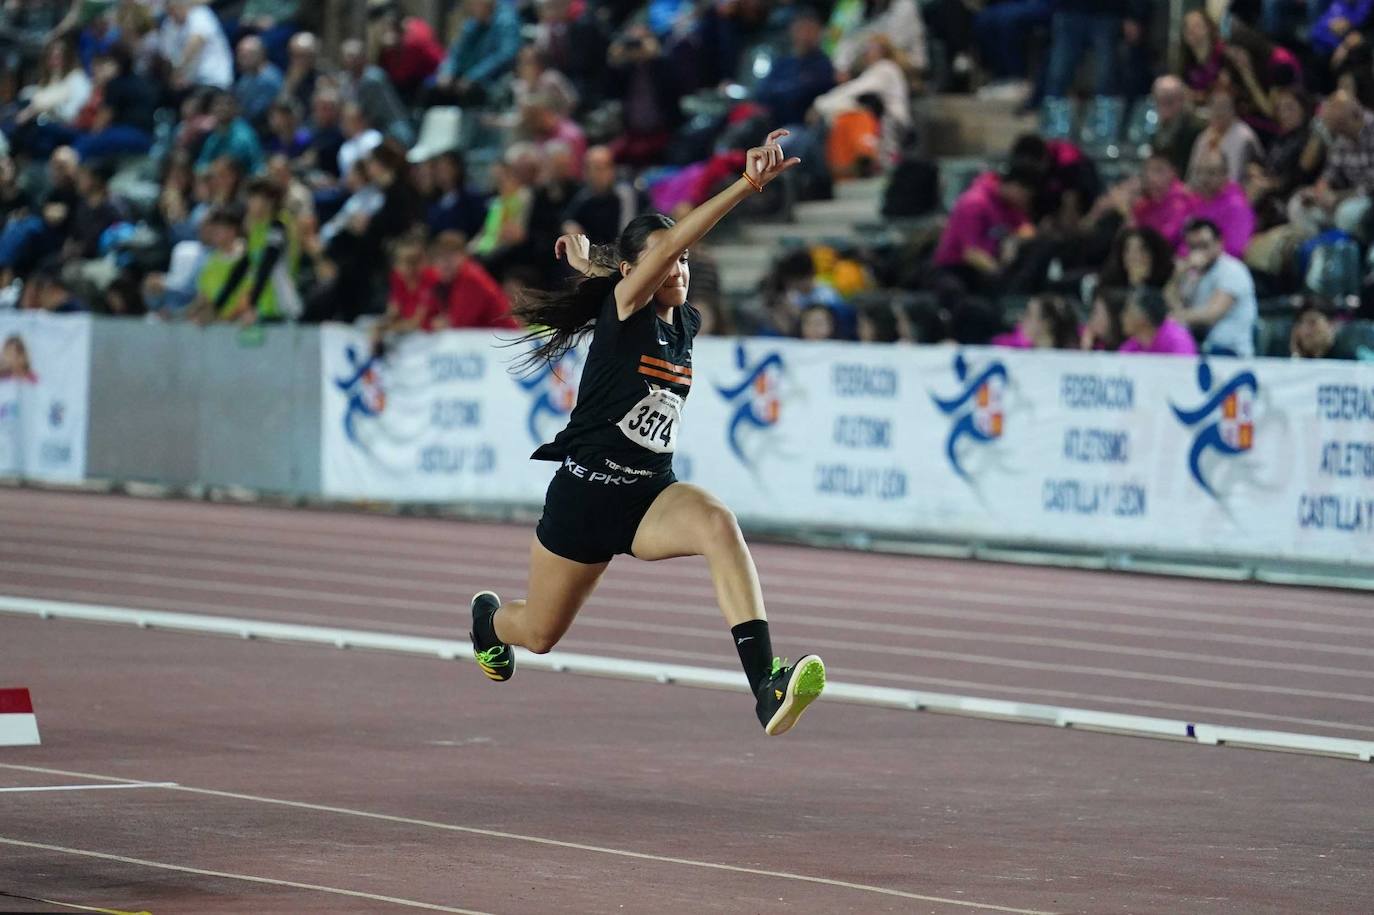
[
  {"x1": 657, "y1": 339, "x2": 669, "y2": 346},
  {"x1": 736, "y1": 636, "x2": 754, "y2": 645}
]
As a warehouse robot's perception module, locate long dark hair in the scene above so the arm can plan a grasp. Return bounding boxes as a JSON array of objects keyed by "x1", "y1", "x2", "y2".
[
  {"x1": 1100, "y1": 226, "x2": 1174, "y2": 290},
  {"x1": 513, "y1": 212, "x2": 676, "y2": 369}
]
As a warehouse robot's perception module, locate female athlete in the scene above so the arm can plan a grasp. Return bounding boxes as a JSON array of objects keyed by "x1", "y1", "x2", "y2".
[{"x1": 469, "y1": 129, "x2": 825, "y2": 736}]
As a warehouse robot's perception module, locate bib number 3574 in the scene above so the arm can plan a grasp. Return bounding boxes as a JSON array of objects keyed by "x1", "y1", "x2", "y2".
[{"x1": 617, "y1": 388, "x2": 684, "y2": 454}]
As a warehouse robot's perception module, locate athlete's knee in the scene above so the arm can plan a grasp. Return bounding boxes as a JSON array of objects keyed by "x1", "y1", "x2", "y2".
[{"x1": 699, "y1": 501, "x2": 744, "y2": 552}]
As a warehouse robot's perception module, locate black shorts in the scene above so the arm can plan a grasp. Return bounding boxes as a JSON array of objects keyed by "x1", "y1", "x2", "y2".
[{"x1": 536, "y1": 458, "x2": 677, "y2": 565}]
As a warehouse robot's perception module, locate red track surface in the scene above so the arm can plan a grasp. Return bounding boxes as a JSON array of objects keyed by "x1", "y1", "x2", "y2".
[{"x1": 1, "y1": 488, "x2": 1373, "y2": 914}]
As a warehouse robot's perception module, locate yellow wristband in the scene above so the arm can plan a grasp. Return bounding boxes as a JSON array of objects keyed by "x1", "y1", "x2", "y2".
[{"x1": 741, "y1": 171, "x2": 764, "y2": 193}]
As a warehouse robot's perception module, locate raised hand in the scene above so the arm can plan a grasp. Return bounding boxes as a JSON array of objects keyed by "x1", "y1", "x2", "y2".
[
  {"x1": 554, "y1": 232, "x2": 593, "y2": 275},
  {"x1": 744, "y1": 128, "x2": 802, "y2": 190}
]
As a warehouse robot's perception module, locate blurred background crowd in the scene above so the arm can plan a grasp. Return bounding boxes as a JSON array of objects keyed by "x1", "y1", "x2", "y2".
[{"x1": 0, "y1": 0, "x2": 1370, "y2": 361}]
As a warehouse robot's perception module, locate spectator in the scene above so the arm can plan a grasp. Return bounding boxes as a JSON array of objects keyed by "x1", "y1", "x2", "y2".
[
  {"x1": 563, "y1": 145, "x2": 639, "y2": 244},
  {"x1": 264, "y1": 99, "x2": 311, "y2": 159},
  {"x1": 856, "y1": 301, "x2": 902, "y2": 343},
  {"x1": 160, "y1": 0, "x2": 234, "y2": 93},
  {"x1": 423, "y1": 149, "x2": 487, "y2": 239},
  {"x1": 371, "y1": 1, "x2": 444, "y2": 99},
  {"x1": 218, "y1": 177, "x2": 300, "y2": 322},
  {"x1": 931, "y1": 162, "x2": 1037, "y2": 295},
  {"x1": 302, "y1": 87, "x2": 345, "y2": 180},
  {"x1": 265, "y1": 153, "x2": 313, "y2": 219},
  {"x1": 432, "y1": 0, "x2": 522, "y2": 107},
  {"x1": 233, "y1": 35, "x2": 283, "y2": 127},
  {"x1": 1308, "y1": 89, "x2": 1374, "y2": 237},
  {"x1": 800, "y1": 303, "x2": 838, "y2": 340},
  {"x1": 337, "y1": 102, "x2": 383, "y2": 181},
  {"x1": 512, "y1": 45, "x2": 579, "y2": 117},
  {"x1": 1120, "y1": 286, "x2": 1198, "y2": 355},
  {"x1": 67, "y1": 159, "x2": 123, "y2": 263},
  {"x1": 520, "y1": 93, "x2": 587, "y2": 176},
  {"x1": 306, "y1": 139, "x2": 421, "y2": 322},
  {"x1": 532, "y1": 0, "x2": 608, "y2": 104},
  {"x1": 319, "y1": 161, "x2": 382, "y2": 247},
  {"x1": 1312, "y1": 1, "x2": 1374, "y2": 58},
  {"x1": 1081, "y1": 286, "x2": 1128, "y2": 351},
  {"x1": 761, "y1": 248, "x2": 855, "y2": 339},
  {"x1": 372, "y1": 231, "x2": 438, "y2": 348},
  {"x1": 472, "y1": 153, "x2": 534, "y2": 259},
  {"x1": 189, "y1": 205, "x2": 247, "y2": 323},
  {"x1": 1187, "y1": 147, "x2": 1256, "y2": 258},
  {"x1": 811, "y1": 34, "x2": 911, "y2": 167},
  {"x1": 72, "y1": 45, "x2": 157, "y2": 161},
  {"x1": 1132, "y1": 153, "x2": 1197, "y2": 250},
  {"x1": 522, "y1": 142, "x2": 582, "y2": 280},
  {"x1": 1151, "y1": 75, "x2": 1206, "y2": 178},
  {"x1": 973, "y1": 0, "x2": 1052, "y2": 95},
  {"x1": 1099, "y1": 225, "x2": 1176, "y2": 290},
  {"x1": 196, "y1": 92, "x2": 265, "y2": 176},
  {"x1": 428, "y1": 230, "x2": 519, "y2": 329},
  {"x1": 834, "y1": 0, "x2": 927, "y2": 81},
  {"x1": 753, "y1": 9, "x2": 835, "y2": 126},
  {"x1": 236, "y1": 0, "x2": 301, "y2": 66},
  {"x1": 1168, "y1": 217, "x2": 1258, "y2": 356},
  {"x1": 1253, "y1": 86, "x2": 1323, "y2": 202},
  {"x1": 1291, "y1": 296, "x2": 1360, "y2": 358},
  {"x1": 993, "y1": 294, "x2": 1080, "y2": 349},
  {"x1": 281, "y1": 32, "x2": 321, "y2": 113},
  {"x1": 6, "y1": 39, "x2": 92, "y2": 157},
  {"x1": 338, "y1": 38, "x2": 414, "y2": 146},
  {"x1": 1180, "y1": 10, "x2": 1227, "y2": 102},
  {"x1": 1187, "y1": 89, "x2": 1262, "y2": 183},
  {"x1": 1042, "y1": 0, "x2": 1130, "y2": 114},
  {"x1": 606, "y1": 25, "x2": 682, "y2": 165}
]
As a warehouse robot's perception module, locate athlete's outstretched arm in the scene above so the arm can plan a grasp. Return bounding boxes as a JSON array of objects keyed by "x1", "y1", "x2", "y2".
[{"x1": 614, "y1": 129, "x2": 799, "y2": 320}]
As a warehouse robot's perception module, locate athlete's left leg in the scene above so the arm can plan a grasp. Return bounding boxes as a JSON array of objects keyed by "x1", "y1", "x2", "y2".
[{"x1": 631, "y1": 482, "x2": 825, "y2": 735}]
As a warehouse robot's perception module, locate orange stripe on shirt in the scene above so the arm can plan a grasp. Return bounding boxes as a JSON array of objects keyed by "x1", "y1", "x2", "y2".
[
  {"x1": 639, "y1": 366, "x2": 692, "y2": 386},
  {"x1": 640, "y1": 355, "x2": 692, "y2": 376}
]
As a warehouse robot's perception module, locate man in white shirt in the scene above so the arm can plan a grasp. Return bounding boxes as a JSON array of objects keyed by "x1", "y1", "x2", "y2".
[
  {"x1": 161, "y1": 0, "x2": 234, "y2": 91},
  {"x1": 337, "y1": 103, "x2": 383, "y2": 178},
  {"x1": 1169, "y1": 217, "x2": 1258, "y2": 357}
]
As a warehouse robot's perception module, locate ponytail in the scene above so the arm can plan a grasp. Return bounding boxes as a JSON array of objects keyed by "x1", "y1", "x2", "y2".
[
  {"x1": 511, "y1": 273, "x2": 617, "y2": 370},
  {"x1": 510, "y1": 214, "x2": 676, "y2": 371}
]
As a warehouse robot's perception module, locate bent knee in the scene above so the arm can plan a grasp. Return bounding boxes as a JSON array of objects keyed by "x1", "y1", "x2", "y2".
[
  {"x1": 699, "y1": 501, "x2": 744, "y2": 549},
  {"x1": 523, "y1": 628, "x2": 563, "y2": 655}
]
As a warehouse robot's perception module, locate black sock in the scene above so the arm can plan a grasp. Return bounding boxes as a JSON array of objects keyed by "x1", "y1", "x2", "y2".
[
  {"x1": 731, "y1": 620, "x2": 773, "y2": 694},
  {"x1": 475, "y1": 606, "x2": 501, "y2": 647}
]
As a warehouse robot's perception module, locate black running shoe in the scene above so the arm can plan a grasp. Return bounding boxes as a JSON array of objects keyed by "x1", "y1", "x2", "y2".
[
  {"x1": 469, "y1": 591, "x2": 515, "y2": 682},
  {"x1": 755, "y1": 655, "x2": 826, "y2": 736}
]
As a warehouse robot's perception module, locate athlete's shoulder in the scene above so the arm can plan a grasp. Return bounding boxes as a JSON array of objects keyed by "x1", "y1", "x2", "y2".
[{"x1": 683, "y1": 301, "x2": 703, "y2": 340}]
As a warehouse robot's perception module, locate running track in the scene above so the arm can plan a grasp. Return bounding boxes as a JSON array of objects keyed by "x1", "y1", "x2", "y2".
[{"x1": 1, "y1": 488, "x2": 1372, "y2": 913}]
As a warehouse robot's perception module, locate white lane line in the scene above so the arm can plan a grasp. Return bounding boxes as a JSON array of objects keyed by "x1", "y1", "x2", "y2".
[
  {"x1": 0, "y1": 836, "x2": 490, "y2": 914},
  {"x1": 0, "y1": 782, "x2": 177, "y2": 794},
  {"x1": 4, "y1": 596, "x2": 1373, "y2": 762},
  {"x1": 0, "y1": 765, "x2": 1058, "y2": 914},
  {"x1": 4, "y1": 578, "x2": 1371, "y2": 702},
  {"x1": 6, "y1": 521, "x2": 1373, "y2": 640},
  {"x1": 9, "y1": 536, "x2": 1374, "y2": 663},
  {"x1": 556, "y1": 638, "x2": 1374, "y2": 737},
  {"x1": 5, "y1": 506, "x2": 1371, "y2": 618}
]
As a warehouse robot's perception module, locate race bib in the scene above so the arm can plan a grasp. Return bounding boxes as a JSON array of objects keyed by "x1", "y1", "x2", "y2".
[{"x1": 616, "y1": 387, "x2": 683, "y2": 454}]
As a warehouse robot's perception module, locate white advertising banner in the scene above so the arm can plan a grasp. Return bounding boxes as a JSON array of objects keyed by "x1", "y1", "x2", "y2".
[
  {"x1": 0, "y1": 312, "x2": 90, "y2": 482},
  {"x1": 321, "y1": 328, "x2": 1374, "y2": 566}
]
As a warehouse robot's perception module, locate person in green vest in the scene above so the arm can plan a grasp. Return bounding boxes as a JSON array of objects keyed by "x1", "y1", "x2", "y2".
[
  {"x1": 189, "y1": 205, "x2": 247, "y2": 324},
  {"x1": 214, "y1": 177, "x2": 302, "y2": 323}
]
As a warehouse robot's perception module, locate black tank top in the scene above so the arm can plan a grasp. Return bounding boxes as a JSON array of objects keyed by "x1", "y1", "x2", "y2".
[{"x1": 532, "y1": 290, "x2": 701, "y2": 477}]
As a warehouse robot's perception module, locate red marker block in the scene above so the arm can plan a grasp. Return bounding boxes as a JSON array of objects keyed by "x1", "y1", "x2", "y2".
[{"x1": 0, "y1": 688, "x2": 40, "y2": 746}]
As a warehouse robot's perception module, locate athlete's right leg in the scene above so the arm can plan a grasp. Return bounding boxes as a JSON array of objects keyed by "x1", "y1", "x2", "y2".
[{"x1": 491, "y1": 537, "x2": 608, "y2": 655}]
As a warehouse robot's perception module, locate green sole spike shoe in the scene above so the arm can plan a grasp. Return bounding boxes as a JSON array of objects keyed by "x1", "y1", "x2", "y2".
[
  {"x1": 755, "y1": 655, "x2": 826, "y2": 736},
  {"x1": 469, "y1": 591, "x2": 515, "y2": 682}
]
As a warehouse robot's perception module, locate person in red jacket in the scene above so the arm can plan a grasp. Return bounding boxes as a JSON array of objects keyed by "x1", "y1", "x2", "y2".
[
  {"x1": 370, "y1": 1, "x2": 444, "y2": 98},
  {"x1": 427, "y1": 230, "x2": 521, "y2": 330}
]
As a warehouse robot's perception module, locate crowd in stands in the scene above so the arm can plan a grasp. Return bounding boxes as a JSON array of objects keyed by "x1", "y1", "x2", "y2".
[{"x1": 0, "y1": 0, "x2": 1368, "y2": 361}]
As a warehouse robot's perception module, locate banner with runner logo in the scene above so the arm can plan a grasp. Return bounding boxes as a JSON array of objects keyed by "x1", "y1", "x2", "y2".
[
  {"x1": 320, "y1": 329, "x2": 1374, "y2": 566},
  {"x1": 0, "y1": 312, "x2": 90, "y2": 482},
  {"x1": 319, "y1": 325, "x2": 572, "y2": 501}
]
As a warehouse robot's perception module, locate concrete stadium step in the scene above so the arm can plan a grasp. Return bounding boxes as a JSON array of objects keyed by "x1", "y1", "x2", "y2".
[
  {"x1": 792, "y1": 197, "x2": 882, "y2": 225},
  {"x1": 915, "y1": 94, "x2": 1037, "y2": 157},
  {"x1": 742, "y1": 221, "x2": 862, "y2": 246},
  {"x1": 835, "y1": 178, "x2": 887, "y2": 203}
]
